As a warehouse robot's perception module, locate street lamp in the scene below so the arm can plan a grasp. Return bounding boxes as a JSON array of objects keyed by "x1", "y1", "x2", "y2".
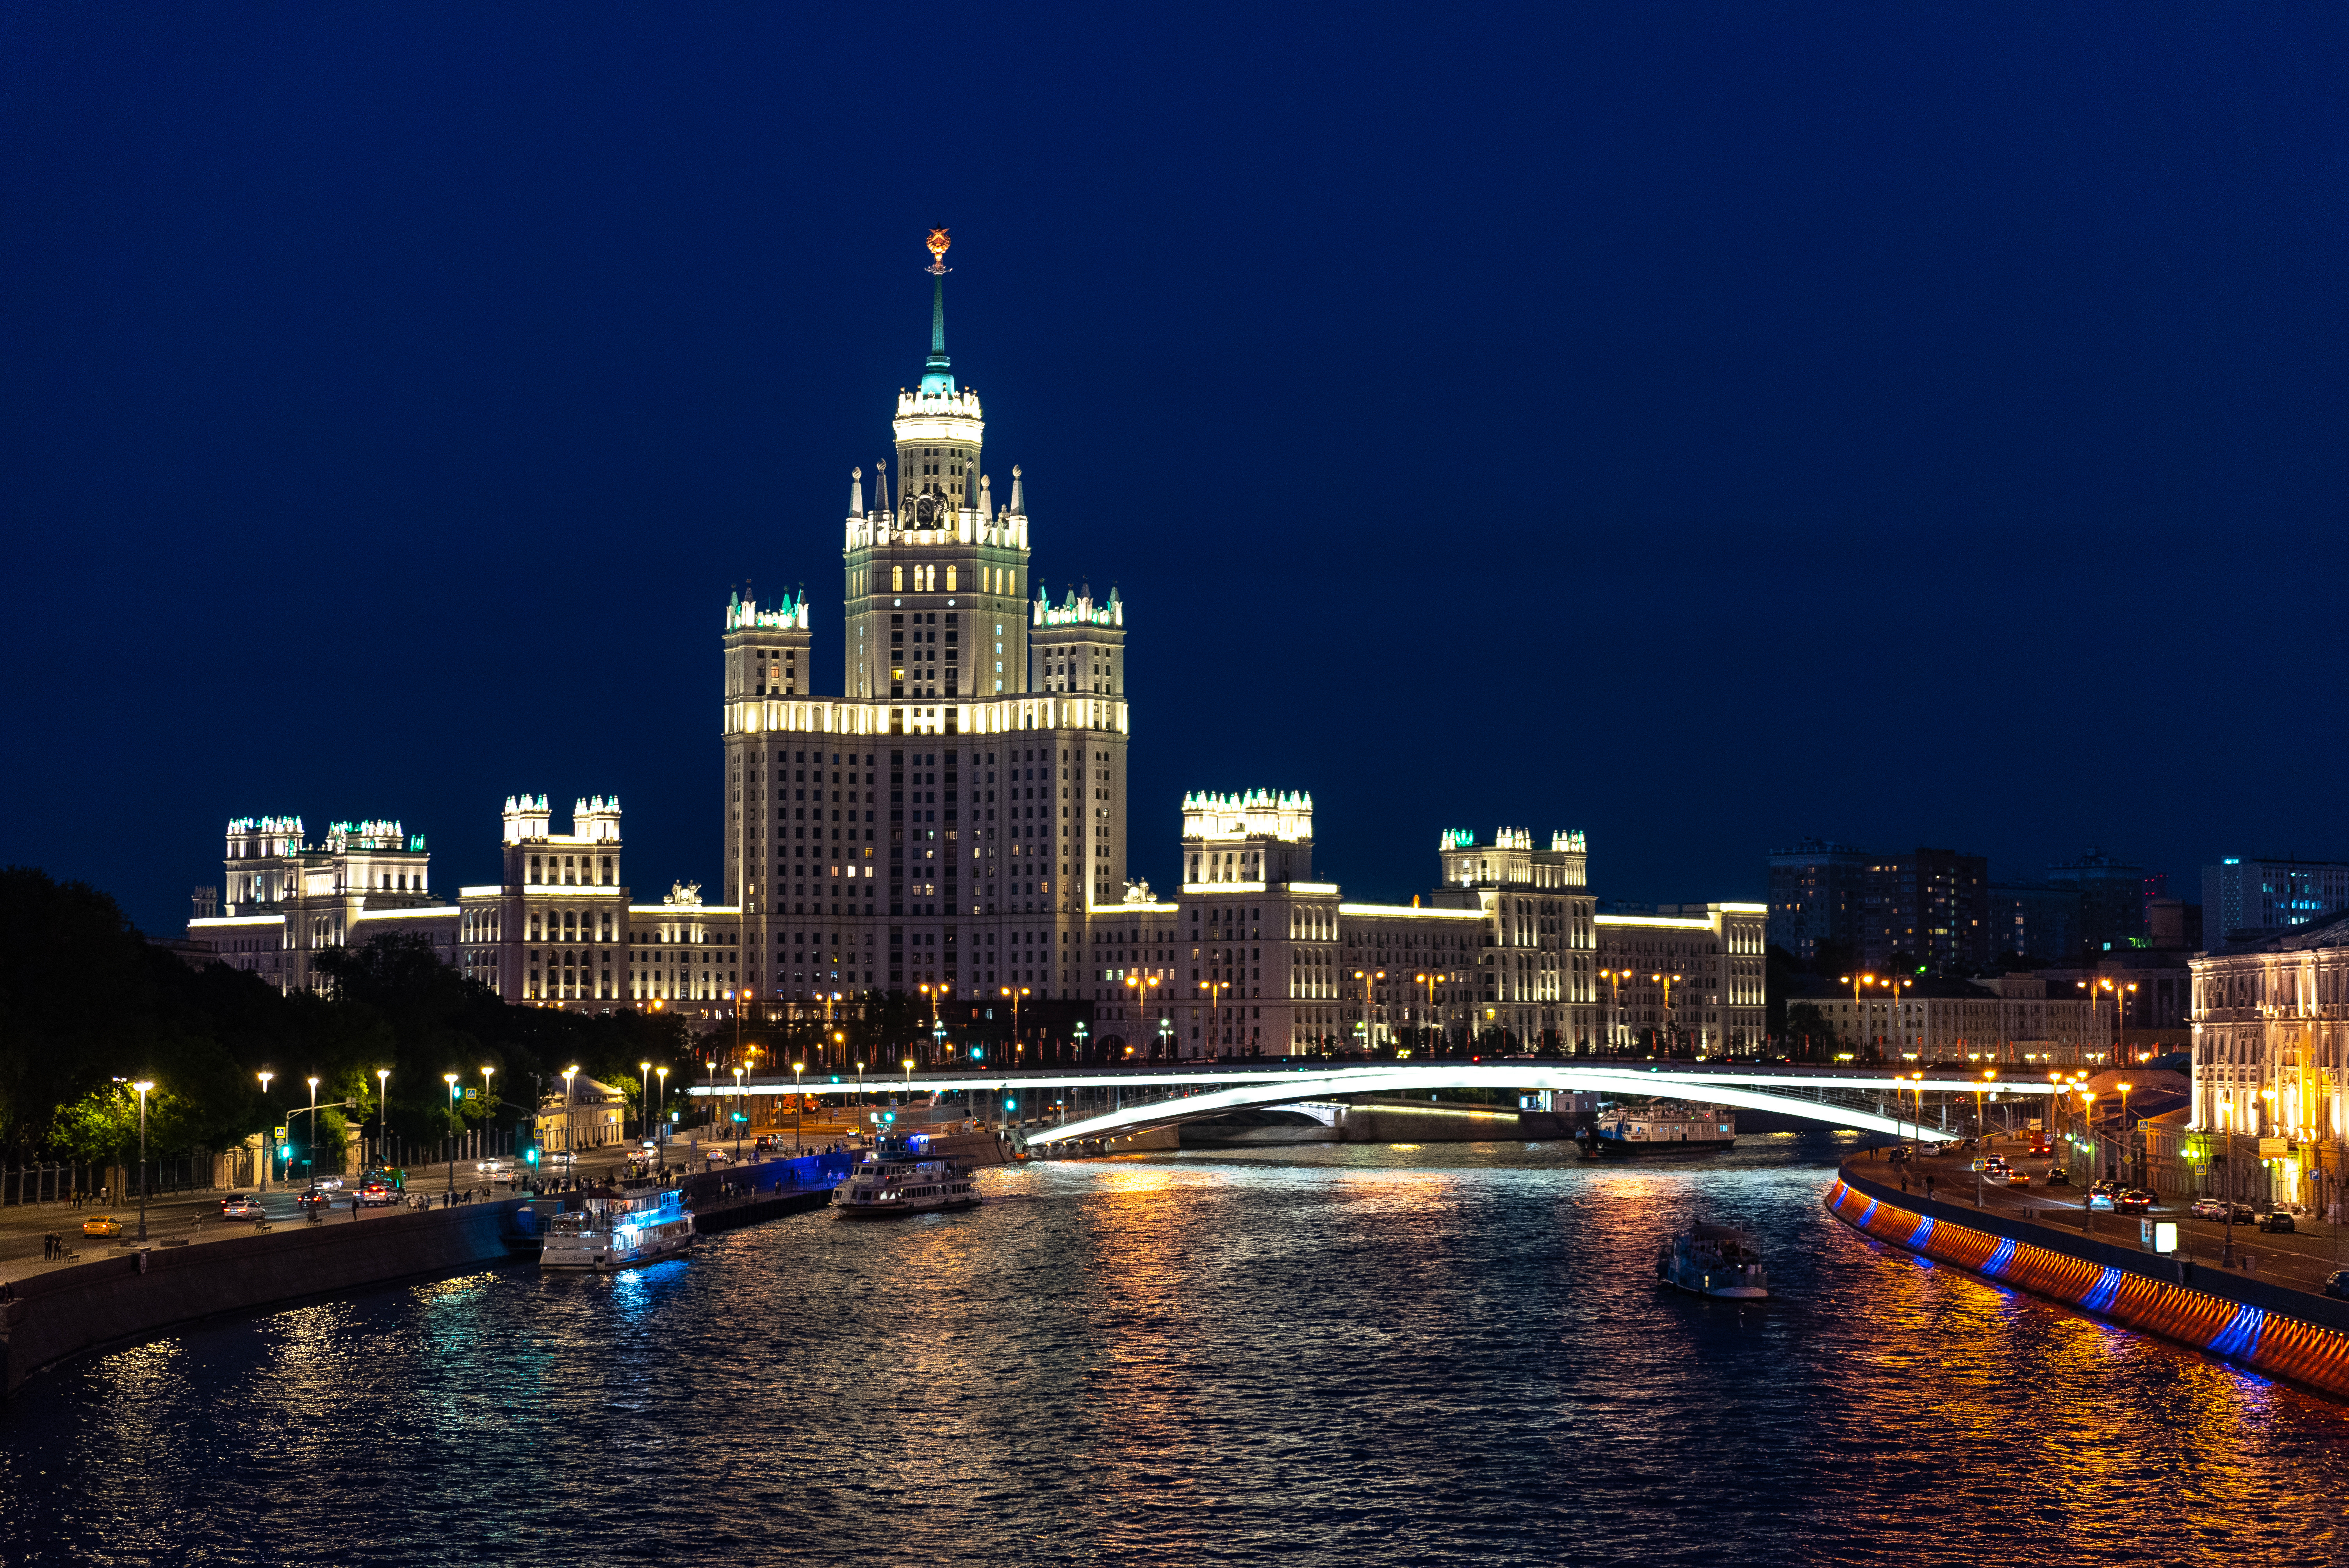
[
  {"x1": 561, "y1": 1066, "x2": 579, "y2": 1156},
  {"x1": 656, "y1": 1066, "x2": 670, "y2": 1153},
  {"x1": 375, "y1": 1069, "x2": 389, "y2": 1174},
  {"x1": 1599, "y1": 969, "x2": 1632, "y2": 1056},
  {"x1": 257, "y1": 1071, "x2": 275, "y2": 1192},
  {"x1": 639, "y1": 1060, "x2": 652, "y2": 1142},
  {"x1": 444, "y1": 1074, "x2": 460, "y2": 1197},
  {"x1": 733, "y1": 1065, "x2": 746, "y2": 1156},
  {"x1": 306, "y1": 1076, "x2": 320, "y2": 1187},
  {"x1": 792, "y1": 1060, "x2": 806, "y2": 1153},
  {"x1": 480, "y1": 1066, "x2": 496, "y2": 1164},
  {"x1": 132, "y1": 1080, "x2": 154, "y2": 1242}
]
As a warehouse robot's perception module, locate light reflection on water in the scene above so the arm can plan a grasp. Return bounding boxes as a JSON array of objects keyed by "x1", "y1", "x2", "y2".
[{"x1": 4, "y1": 1130, "x2": 2347, "y2": 1566}]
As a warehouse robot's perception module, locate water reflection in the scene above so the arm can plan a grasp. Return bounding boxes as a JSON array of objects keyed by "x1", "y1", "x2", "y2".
[{"x1": 3, "y1": 1133, "x2": 2347, "y2": 1566}]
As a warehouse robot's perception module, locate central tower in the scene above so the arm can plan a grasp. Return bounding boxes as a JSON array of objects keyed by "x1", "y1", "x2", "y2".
[
  {"x1": 840, "y1": 231, "x2": 1033, "y2": 710},
  {"x1": 716, "y1": 231, "x2": 1133, "y2": 1021}
]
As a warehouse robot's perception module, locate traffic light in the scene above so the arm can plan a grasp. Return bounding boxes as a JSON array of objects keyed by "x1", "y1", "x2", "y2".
[{"x1": 524, "y1": 1146, "x2": 540, "y2": 1166}]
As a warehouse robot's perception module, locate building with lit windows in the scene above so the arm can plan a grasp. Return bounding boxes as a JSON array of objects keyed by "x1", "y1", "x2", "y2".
[
  {"x1": 2187, "y1": 908, "x2": 2349, "y2": 1212},
  {"x1": 2205, "y1": 856, "x2": 2349, "y2": 943},
  {"x1": 1594, "y1": 905, "x2": 1769, "y2": 1055}
]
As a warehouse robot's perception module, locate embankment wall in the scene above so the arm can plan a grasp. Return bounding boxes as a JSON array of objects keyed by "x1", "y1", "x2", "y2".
[
  {"x1": 0, "y1": 1200, "x2": 527, "y2": 1400},
  {"x1": 1827, "y1": 1167, "x2": 2349, "y2": 1400}
]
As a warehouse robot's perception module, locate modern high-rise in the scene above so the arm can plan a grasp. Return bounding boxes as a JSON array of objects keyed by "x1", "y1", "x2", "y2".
[
  {"x1": 2204, "y1": 857, "x2": 2349, "y2": 943},
  {"x1": 1767, "y1": 839, "x2": 1870, "y2": 962}
]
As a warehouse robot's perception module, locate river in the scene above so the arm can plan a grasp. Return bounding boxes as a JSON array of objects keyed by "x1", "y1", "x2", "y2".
[{"x1": 4, "y1": 1130, "x2": 2345, "y2": 1566}]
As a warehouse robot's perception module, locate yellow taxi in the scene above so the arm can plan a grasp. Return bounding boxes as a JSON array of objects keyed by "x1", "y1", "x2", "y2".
[{"x1": 81, "y1": 1215, "x2": 124, "y2": 1238}]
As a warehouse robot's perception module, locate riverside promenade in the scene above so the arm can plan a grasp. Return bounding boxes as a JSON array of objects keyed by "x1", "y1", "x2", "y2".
[{"x1": 1831, "y1": 1154, "x2": 2349, "y2": 1399}]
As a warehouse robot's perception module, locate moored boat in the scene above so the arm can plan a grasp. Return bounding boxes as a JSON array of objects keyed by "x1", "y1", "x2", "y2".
[
  {"x1": 541, "y1": 1180, "x2": 695, "y2": 1270},
  {"x1": 1578, "y1": 1100, "x2": 1736, "y2": 1158},
  {"x1": 1655, "y1": 1222, "x2": 1769, "y2": 1299}
]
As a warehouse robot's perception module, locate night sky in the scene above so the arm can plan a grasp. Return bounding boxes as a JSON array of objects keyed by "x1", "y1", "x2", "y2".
[{"x1": 4, "y1": 5, "x2": 2344, "y2": 935}]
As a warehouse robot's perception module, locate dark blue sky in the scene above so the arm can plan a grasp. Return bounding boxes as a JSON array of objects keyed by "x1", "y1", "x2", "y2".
[{"x1": 4, "y1": 4, "x2": 2344, "y2": 934}]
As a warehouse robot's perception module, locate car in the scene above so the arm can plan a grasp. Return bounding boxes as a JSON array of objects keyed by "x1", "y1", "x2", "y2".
[
  {"x1": 81, "y1": 1215, "x2": 124, "y2": 1238},
  {"x1": 2115, "y1": 1190, "x2": 2155, "y2": 1215},
  {"x1": 310, "y1": 1175, "x2": 345, "y2": 1192},
  {"x1": 2086, "y1": 1191, "x2": 2116, "y2": 1212},
  {"x1": 540, "y1": 1150, "x2": 577, "y2": 1169},
  {"x1": 357, "y1": 1181, "x2": 397, "y2": 1207},
  {"x1": 1969, "y1": 1158, "x2": 2008, "y2": 1174},
  {"x1": 2259, "y1": 1210, "x2": 2296, "y2": 1233},
  {"x1": 475, "y1": 1158, "x2": 513, "y2": 1174},
  {"x1": 2088, "y1": 1179, "x2": 2120, "y2": 1197},
  {"x1": 1887, "y1": 1147, "x2": 1912, "y2": 1164},
  {"x1": 2190, "y1": 1198, "x2": 2232, "y2": 1220},
  {"x1": 2044, "y1": 1168, "x2": 2072, "y2": 1186},
  {"x1": 296, "y1": 1189, "x2": 331, "y2": 1212},
  {"x1": 2326, "y1": 1271, "x2": 2349, "y2": 1301},
  {"x1": 2006, "y1": 1169, "x2": 2033, "y2": 1187},
  {"x1": 219, "y1": 1194, "x2": 264, "y2": 1220}
]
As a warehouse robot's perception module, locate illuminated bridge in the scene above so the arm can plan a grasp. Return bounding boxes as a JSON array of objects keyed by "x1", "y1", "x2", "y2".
[{"x1": 688, "y1": 1064, "x2": 2054, "y2": 1148}]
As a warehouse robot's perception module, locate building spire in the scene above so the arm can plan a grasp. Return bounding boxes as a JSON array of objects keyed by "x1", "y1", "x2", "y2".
[
  {"x1": 920, "y1": 228, "x2": 955, "y2": 395},
  {"x1": 850, "y1": 466, "x2": 864, "y2": 517},
  {"x1": 873, "y1": 458, "x2": 890, "y2": 514}
]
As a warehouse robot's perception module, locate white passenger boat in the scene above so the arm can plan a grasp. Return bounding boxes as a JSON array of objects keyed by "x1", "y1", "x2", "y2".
[
  {"x1": 541, "y1": 1181, "x2": 695, "y2": 1270},
  {"x1": 1579, "y1": 1101, "x2": 1737, "y2": 1158},
  {"x1": 1655, "y1": 1222, "x2": 1770, "y2": 1299},
  {"x1": 834, "y1": 1147, "x2": 979, "y2": 1220}
]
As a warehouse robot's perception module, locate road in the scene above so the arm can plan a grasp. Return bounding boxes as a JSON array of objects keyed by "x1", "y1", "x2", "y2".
[{"x1": 1860, "y1": 1136, "x2": 2349, "y2": 1301}]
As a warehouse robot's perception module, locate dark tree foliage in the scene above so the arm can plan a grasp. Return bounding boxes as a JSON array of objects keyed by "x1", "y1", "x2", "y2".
[{"x1": 0, "y1": 868, "x2": 693, "y2": 1161}]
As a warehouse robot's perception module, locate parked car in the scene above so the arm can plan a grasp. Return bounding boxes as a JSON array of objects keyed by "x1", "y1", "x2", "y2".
[
  {"x1": 81, "y1": 1215, "x2": 124, "y2": 1238},
  {"x1": 2006, "y1": 1169, "x2": 2033, "y2": 1187},
  {"x1": 357, "y1": 1181, "x2": 397, "y2": 1207},
  {"x1": 2259, "y1": 1210, "x2": 2297, "y2": 1234},
  {"x1": 2044, "y1": 1167, "x2": 2072, "y2": 1187},
  {"x1": 219, "y1": 1194, "x2": 264, "y2": 1220},
  {"x1": 2115, "y1": 1190, "x2": 2155, "y2": 1215},
  {"x1": 2326, "y1": 1270, "x2": 2349, "y2": 1301}
]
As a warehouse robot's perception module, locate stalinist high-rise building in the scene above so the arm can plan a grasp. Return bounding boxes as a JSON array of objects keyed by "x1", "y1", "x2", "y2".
[{"x1": 716, "y1": 230, "x2": 1128, "y2": 1003}]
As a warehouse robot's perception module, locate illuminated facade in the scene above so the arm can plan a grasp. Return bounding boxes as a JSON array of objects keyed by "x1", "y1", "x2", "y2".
[
  {"x1": 1593, "y1": 905, "x2": 1768, "y2": 1055},
  {"x1": 717, "y1": 246, "x2": 1128, "y2": 1009},
  {"x1": 1082, "y1": 812, "x2": 1602, "y2": 1056},
  {"x1": 190, "y1": 816, "x2": 459, "y2": 994},
  {"x1": 2188, "y1": 909, "x2": 2349, "y2": 1209}
]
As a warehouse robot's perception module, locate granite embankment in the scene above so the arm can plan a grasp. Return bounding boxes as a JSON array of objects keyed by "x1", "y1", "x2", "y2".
[
  {"x1": 0, "y1": 1199, "x2": 529, "y2": 1398},
  {"x1": 1827, "y1": 1163, "x2": 2349, "y2": 1400}
]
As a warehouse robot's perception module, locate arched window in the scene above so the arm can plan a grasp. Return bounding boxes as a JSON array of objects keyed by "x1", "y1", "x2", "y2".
[
  {"x1": 945, "y1": 564, "x2": 957, "y2": 592},
  {"x1": 893, "y1": 565, "x2": 904, "y2": 592}
]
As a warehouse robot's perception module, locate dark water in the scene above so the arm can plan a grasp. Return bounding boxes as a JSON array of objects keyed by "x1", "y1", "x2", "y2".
[{"x1": 6, "y1": 1131, "x2": 2349, "y2": 1566}]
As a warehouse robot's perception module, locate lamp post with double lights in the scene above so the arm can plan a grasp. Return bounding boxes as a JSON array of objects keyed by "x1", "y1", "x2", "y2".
[
  {"x1": 1599, "y1": 969, "x2": 1632, "y2": 1057},
  {"x1": 1001, "y1": 985, "x2": 1030, "y2": 1069},
  {"x1": 256, "y1": 1071, "x2": 275, "y2": 1191},
  {"x1": 1126, "y1": 973, "x2": 1165, "y2": 1059},
  {"x1": 1349, "y1": 969, "x2": 1383, "y2": 1057},
  {"x1": 1839, "y1": 974, "x2": 1878, "y2": 1065}
]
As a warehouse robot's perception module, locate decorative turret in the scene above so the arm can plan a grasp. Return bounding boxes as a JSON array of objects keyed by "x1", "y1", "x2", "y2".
[
  {"x1": 1181, "y1": 790, "x2": 1315, "y2": 886},
  {"x1": 502, "y1": 794, "x2": 552, "y2": 843}
]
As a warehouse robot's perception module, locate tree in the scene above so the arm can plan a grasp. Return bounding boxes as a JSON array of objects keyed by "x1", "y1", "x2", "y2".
[{"x1": 1784, "y1": 1002, "x2": 1841, "y2": 1064}]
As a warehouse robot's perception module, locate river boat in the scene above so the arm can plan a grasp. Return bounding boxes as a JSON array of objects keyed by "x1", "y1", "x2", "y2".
[
  {"x1": 834, "y1": 1147, "x2": 980, "y2": 1220},
  {"x1": 1578, "y1": 1101, "x2": 1736, "y2": 1158},
  {"x1": 1655, "y1": 1222, "x2": 1770, "y2": 1299},
  {"x1": 540, "y1": 1180, "x2": 695, "y2": 1270}
]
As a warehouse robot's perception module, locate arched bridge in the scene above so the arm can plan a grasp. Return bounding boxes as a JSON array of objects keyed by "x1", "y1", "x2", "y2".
[{"x1": 692, "y1": 1064, "x2": 2049, "y2": 1147}]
